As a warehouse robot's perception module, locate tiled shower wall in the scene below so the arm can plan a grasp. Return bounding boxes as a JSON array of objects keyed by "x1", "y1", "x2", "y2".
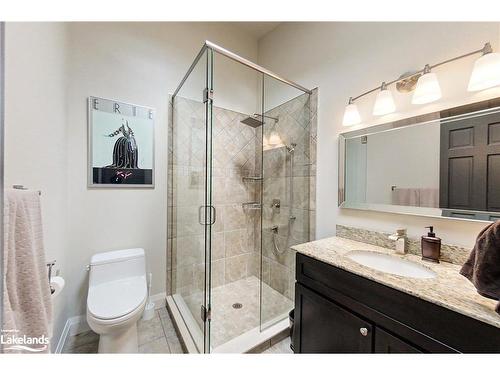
[
  {"x1": 167, "y1": 96, "x2": 205, "y2": 298},
  {"x1": 260, "y1": 90, "x2": 317, "y2": 308},
  {"x1": 210, "y1": 105, "x2": 260, "y2": 287},
  {"x1": 168, "y1": 97, "x2": 260, "y2": 299},
  {"x1": 168, "y1": 89, "x2": 318, "y2": 308}
]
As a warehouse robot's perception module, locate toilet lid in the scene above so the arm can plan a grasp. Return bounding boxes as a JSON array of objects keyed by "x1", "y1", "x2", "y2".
[{"x1": 87, "y1": 275, "x2": 147, "y2": 320}]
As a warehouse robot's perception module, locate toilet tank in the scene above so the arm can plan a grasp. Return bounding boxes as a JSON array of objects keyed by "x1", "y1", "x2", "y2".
[{"x1": 89, "y1": 248, "x2": 145, "y2": 286}]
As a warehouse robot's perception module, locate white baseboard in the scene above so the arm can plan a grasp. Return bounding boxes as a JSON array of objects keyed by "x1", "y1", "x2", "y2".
[
  {"x1": 54, "y1": 292, "x2": 166, "y2": 353},
  {"x1": 54, "y1": 315, "x2": 89, "y2": 354}
]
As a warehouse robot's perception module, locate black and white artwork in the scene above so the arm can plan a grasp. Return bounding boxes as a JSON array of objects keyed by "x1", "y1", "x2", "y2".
[{"x1": 88, "y1": 97, "x2": 154, "y2": 187}]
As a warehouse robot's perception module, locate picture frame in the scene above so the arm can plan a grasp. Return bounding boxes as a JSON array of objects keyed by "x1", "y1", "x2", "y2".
[{"x1": 88, "y1": 96, "x2": 155, "y2": 188}]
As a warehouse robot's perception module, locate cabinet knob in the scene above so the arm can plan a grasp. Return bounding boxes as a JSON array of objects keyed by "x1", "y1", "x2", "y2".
[{"x1": 359, "y1": 327, "x2": 368, "y2": 336}]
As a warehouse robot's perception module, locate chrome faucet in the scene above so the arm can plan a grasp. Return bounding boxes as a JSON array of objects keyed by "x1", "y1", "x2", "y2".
[{"x1": 389, "y1": 228, "x2": 407, "y2": 255}]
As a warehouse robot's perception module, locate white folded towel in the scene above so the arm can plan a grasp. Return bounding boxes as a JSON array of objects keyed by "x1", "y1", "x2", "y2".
[
  {"x1": 391, "y1": 187, "x2": 439, "y2": 208},
  {"x1": 419, "y1": 188, "x2": 439, "y2": 208},
  {"x1": 2, "y1": 189, "x2": 52, "y2": 353},
  {"x1": 391, "y1": 188, "x2": 419, "y2": 206}
]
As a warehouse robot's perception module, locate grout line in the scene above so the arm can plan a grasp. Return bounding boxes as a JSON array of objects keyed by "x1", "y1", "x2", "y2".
[
  {"x1": 158, "y1": 309, "x2": 174, "y2": 353},
  {"x1": 156, "y1": 310, "x2": 168, "y2": 340}
]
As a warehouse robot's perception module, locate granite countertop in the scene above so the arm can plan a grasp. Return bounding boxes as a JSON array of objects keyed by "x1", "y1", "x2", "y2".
[{"x1": 291, "y1": 236, "x2": 500, "y2": 329}]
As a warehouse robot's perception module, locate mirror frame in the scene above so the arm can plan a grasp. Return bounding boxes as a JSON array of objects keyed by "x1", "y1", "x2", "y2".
[{"x1": 338, "y1": 96, "x2": 500, "y2": 222}]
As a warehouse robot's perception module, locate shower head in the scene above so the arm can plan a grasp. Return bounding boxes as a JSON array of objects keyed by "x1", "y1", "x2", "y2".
[
  {"x1": 240, "y1": 116, "x2": 264, "y2": 128},
  {"x1": 240, "y1": 113, "x2": 279, "y2": 128}
]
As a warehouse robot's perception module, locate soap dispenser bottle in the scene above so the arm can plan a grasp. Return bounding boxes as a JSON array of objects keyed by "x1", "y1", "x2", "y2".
[{"x1": 421, "y1": 226, "x2": 441, "y2": 263}]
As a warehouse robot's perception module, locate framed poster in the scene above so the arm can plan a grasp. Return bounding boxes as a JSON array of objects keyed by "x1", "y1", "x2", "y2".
[{"x1": 88, "y1": 96, "x2": 155, "y2": 187}]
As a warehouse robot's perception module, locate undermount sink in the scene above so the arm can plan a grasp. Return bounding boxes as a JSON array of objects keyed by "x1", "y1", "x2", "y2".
[{"x1": 346, "y1": 250, "x2": 437, "y2": 279}]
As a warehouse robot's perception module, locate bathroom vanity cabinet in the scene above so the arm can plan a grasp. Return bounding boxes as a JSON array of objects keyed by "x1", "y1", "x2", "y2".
[{"x1": 293, "y1": 253, "x2": 500, "y2": 353}]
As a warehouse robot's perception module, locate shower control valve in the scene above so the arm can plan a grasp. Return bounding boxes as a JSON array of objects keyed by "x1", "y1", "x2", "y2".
[{"x1": 271, "y1": 198, "x2": 281, "y2": 213}]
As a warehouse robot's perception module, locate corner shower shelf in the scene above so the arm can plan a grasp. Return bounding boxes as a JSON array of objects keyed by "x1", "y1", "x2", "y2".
[
  {"x1": 263, "y1": 144, "x2": 286, "y2": 151},
  {"x1": 242, "y1": 176, "x2": 262, "y2": 182},
  {"x1": 242, "y1": 202, "x2": 261, "y2": 210}
]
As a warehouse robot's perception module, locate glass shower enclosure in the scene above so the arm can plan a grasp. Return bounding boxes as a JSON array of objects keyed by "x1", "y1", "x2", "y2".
[{"x1": 167, "y1": 41, "x2": 315, "y2": 353}]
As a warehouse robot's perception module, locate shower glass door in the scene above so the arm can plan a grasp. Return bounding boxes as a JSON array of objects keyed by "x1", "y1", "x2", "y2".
[
  {"x1": 169, "y1": 42, "x2": 313, "y2": 353},
  {"x1": 169, "y1": 48, "x2": 213, "y2": 353},
  {"x1": 260, "y1": 74, "x2": 312, "y2": 331}
]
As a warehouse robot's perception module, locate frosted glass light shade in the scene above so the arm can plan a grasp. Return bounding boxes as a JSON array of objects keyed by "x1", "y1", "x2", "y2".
[
  {"x1": 412, "y1": 72, "x2": 442, "y2": 104},
  {"x1": 468, "y1": 52, "x2": 500, "y2": 91},
  {"x1": 342, "y1": 103, "x2": 361, "y2": 126},
  {"x1": 373, "y1": 89, "x2": 396, "y2": 116}
]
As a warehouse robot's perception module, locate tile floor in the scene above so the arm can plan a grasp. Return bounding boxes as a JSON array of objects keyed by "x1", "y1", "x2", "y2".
[
  {"x1": 262, "y1": 337, "x2": 293, "y2": 354},
  {"x1": 62, "y1": 307, "x2": 185, "y2": 354},
  {"x1": 183, "y1": 276, "x2": 293, "y2": 348},
  {"x1": 63, "y1": 295, "x2": 292, "y2": 354}
]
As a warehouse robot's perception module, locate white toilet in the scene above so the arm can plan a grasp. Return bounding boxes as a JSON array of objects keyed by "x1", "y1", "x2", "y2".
[{"x1": 86, "y1": 248, "x2": 147, "y2": 353}]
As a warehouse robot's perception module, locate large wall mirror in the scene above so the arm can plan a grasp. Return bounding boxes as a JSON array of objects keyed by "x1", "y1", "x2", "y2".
[{"x1": 339, "y1": 98, "x2": 500, "y2": 222}]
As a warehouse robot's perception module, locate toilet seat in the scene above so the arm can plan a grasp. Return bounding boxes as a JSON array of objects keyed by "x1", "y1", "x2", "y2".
[
  {"x1": 87, "y1": 297, "x2": 146, "y2": 327},
  {"x1": 87, "y1": 275, "x2": 147, "y2": 322}
]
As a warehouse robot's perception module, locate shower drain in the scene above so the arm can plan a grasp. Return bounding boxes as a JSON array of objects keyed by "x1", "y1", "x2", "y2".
[{"x1": 232, "y1": 303, "x2": 243, "y2": 309}]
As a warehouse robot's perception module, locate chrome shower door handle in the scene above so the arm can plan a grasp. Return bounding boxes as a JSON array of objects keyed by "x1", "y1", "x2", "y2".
[
  {"x1": 210, "y1": 206, "x2": 216, "y2": 225},
  {"x1": 198, "y1": 205, "x2": 217, "y2": 225}
]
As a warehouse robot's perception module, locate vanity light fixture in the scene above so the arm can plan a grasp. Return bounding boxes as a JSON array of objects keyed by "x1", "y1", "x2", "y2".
[
  {"x1": 342, "y1": 97, "x2": 361, "y2": 126},
  {"x1": 468, "y1": 42, "x2": 500, "y2": 91},
  {"x1": 373, "y1": 82, "x2": 396, "y2": 115},
  {"x1": 343, "y1": 42, "x2": 499, "y2": 126},
  {"x1": 412, "y1": 65, "x2": 442, "y2": 105}
]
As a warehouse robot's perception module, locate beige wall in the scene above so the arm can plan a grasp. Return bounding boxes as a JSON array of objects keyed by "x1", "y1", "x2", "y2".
[
  {"x1": 365, "y1": 124, "x2": 440, "y2": 205},
  {"x1": 64, "y1": 22, "x2": 259, "y2": 318},
  {"x1": 4, "y1": 22, "x2": 69, "y2": 349},
  {"x1": 258, "y1": 22, "x2": 500, "y2": 247}
]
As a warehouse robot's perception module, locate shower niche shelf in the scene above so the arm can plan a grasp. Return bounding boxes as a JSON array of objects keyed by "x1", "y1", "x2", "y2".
[
  {"x1": 242, "y1": 176, "x2": 262, "y2": 182},
  {"x1": 242, "y1": 202, "x2": 261, "y2": 210},
  {"x1": 263, "y1": 144, "x2": 286, "y2": 151}
]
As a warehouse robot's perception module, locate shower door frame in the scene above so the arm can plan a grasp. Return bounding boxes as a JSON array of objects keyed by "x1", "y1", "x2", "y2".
[
  {"x1": 172, "y1": 41, "x2": 313, "y2": 97},
  {"x1": 169, "y1": 41, "x2": 312, "y2": 353},
  {"x1": 169, "y1": 46, "x2": 214, "y2": 353}
]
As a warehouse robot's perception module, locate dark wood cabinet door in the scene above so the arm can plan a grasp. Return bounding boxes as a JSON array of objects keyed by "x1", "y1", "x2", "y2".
[
  {"x1": 374, "y1": 327, "x2": 422, "y2": 353},
  {"x1": 294, "y1": 284, "x2": 373, "y2": 353},
  {"x1": 440, "y1": 112, "x2": 500, "y2": 211}
]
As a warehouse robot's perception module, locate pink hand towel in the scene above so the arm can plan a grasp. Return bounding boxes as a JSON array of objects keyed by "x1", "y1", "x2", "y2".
[{"x1": 2, "y1": 189, "x2": 52, "y2": 353}]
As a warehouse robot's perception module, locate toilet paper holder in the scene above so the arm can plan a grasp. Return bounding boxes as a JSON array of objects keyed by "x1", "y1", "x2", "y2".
[{"x1": 46, "y1": 260, "x2": 56, "y2": 294}]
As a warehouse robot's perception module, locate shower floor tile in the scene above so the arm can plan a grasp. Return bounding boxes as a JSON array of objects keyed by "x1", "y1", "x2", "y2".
[{"x1": 183, "y1": 276, "x2": 293, "y2": 349}]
